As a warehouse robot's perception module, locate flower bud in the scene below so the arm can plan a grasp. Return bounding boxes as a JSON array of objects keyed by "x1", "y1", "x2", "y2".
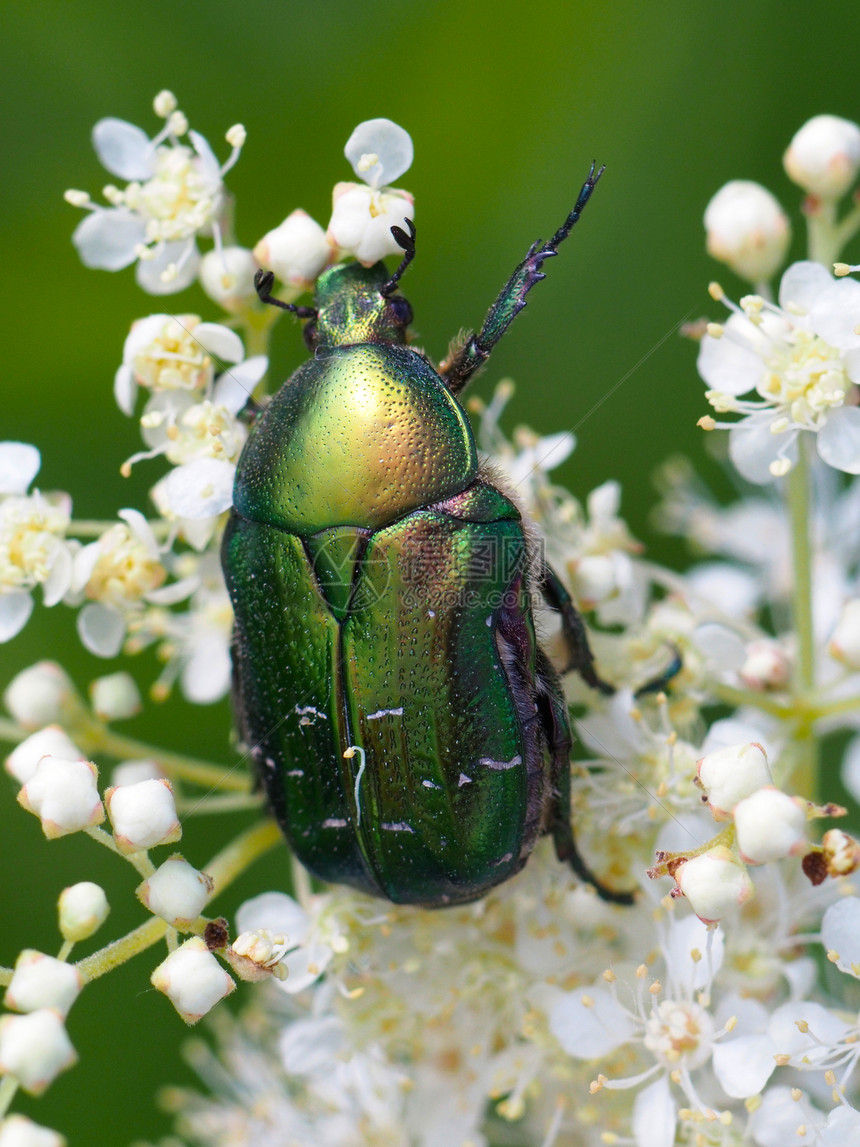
[
  {"x1": 199, "y1": 246, "x2": 259, "y2": 313},
  {"x1": 3, "y1": 664, "x2": 77, "y2": 730},
  {"x1": 58, "y1": 882, "x2": 109, "y2": 942},
  {"x1": 225, "y1": 929, "x2": 289, "y2": 982},
  {"x1": 569, "y1": 555, "x2": 617, "y2": 609},
  {"x1": 704, "y1": 181, "x2": 790, "y2": 283},
  {"x1": 739, "y1": 639, "x2": 790, "y2": 691},
  {"x1": 137, "y1": 856, "x2": 213, "y2": 928},
  {"x1": 675, "y1": 845, "x2": 755, "y2": 924},
  {"x1": 784, "y1": 114, "x2": 860, "y2": 199},
  {"x1": 150, "y1": 937, "x2": 235, "y2": 1024},
  {"x1": 109, "y1": 759, "x2": 163, "y2": 787},
  {"x1": 4, "y1": 952, "x2": 82, "y2": 1017},
  {"x1": 733, "y1": 786, "x2": 807, "y2": 864},
  {"x1": 89, "y1": 671, "x2": 141, "y2": 722},
  {"x1": 829, "y1": 599, "x2": 860, "y2": 669},
  {"x1": 253, "y1": 210, "x2": 331, "y2": 289},
  {"x1": 821, "y1": 829, "x2": 860, "y2": 877},
  {"x1": 5, "y1": 727, "x2": 85, "y2": 786},
  {"x1": 105, "y1": 778, "x2": 181, "y2": 852},
  {"x1": 697, "y1": 741, "x2": 772, "y2": 820},
  {"x1": 17, "y1": 758, "x2": 104, "y2": 839},
  {"x1": 0, "y1": 1114, "x2": 66, "y2": 1146},
  {"x1": 0, "y1": 1010, "x2": 77, "y2": 1095}
]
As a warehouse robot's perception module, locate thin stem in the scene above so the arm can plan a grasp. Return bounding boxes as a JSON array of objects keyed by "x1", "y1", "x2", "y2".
[
  {"x1": 77, "y1": 916, "x2": 167, "y2": 982},
  {"x1": 88, "y1": 729, "x2": 251, "y2": 793},
  {"x1": 174, "y1": 792, "x2": 264, "y2": 816},
  {"x1": 807, "y1": 200, "x2": 839, "y2": 267},
  {"x1": 787, "y1": 441, "x2": 818, "y2": 798},
  {"x1": 0, "y1": 1076, "x2": 19, "y2": 1121},
  {"x1": 0, "y1": 968, "x2": 12, "y2": 988},
  {"x1": 67, "y1": 519, "x2": 171, "y2": 539},
  {"x1": 84, "y1": 825, "x2": 155, "y2": 878}
]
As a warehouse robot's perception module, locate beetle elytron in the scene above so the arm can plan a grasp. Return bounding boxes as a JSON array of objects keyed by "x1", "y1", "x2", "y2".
[{"x1": 222, "y1": 164, "x2": 633, "y2": 907}]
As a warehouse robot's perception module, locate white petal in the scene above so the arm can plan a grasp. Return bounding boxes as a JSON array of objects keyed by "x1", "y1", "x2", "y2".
[
  {"x1": 193, "y1": 323, "x2": 244, "y2": 365},
  {"x1": 236, "y1": 892, "x2": 310, "y2": 945},
  {"x1": 118, "y1": 508, "x2": 160, "y2": 558},
  {"x1": 42, "y1": 546, "x2": 73, "y2": 607},
  {"x1": 841, "y1": 734, "x2": 860, "y2": 803},
  {"x1": 666, "y1": 914, "x2": 724, "y2": 987},
  {"x1": 72, "y1": 209, "x2": 147, "y2": 271},
  {"x1": 113, "y1": 364, "x2": 137, "y2": 416},
  {"x1": 632, "y1": 1075, "x2": 676, "y2": 1147},
  {"x1": 181, "y1": 634, "x2": 231, "y2": 704},
  {"x1": 750, "y1": 1086, "x2": 822, "y2": 1146},
  {"x1": 92, "y1": 118, "x2": 154, "y2": 180},
  {"x1": 278, "y1": 942, "x2": 333, "y2": 993},
  {"x1": 188, "y1": 130, "x2": 222, "y2": 186},
  {"x1": 687, "y1": 563, "x2": 760, "y2": 616},
  {"x1": 76, "y1": 602, "x2": 126, "y2": 658},
  {"x1": 278, "y1": 1016, "x2": 344, "y2": 1076},
  {"x1": 0, "y1": 442, "x2": 40, "y2": 495},
  {"x1": 0, "y1": 592, "x2": 34, "y2": 641},
  {"x1": 817, "y1": 406, "x2": 860, "y2": 473},
  {"x1": 121, "y1": 313, "x2": 171, "y2": 364},
  {"x1": 162, "y1": 459, "x2": 235, "y2": 519},
  {"x1": 821, "y1": 1105, "x2": 860, "y2": 1146},
  {"x1": 344, "y1": 119, "x2": 413, "y2": 188},
  {"x1": 821, "y1": 897, "x2": 860, "y2": 976},
  {"x1": 728, "y1": 416, "x2": 796, "y2": 485},
  {"x1": 697, "y1": 313, "x2": 764, "y2": 395},
  {"x1": 691, "y1": 621, "x2": 747, "y2": 670},
  {"x1": 778, "y1": 260, "x2": 834, "y2": 314},
  {"x1": 145, "y1": 576, "x2": 199, "y2": 606},
  {"x1": 844, "y1": 348, "x2": 860, "y2": 383},
  {"x1": 712, "y1": 1034, "x2": 777, "y2": 1097},
  {"x1": 213, "y1": 356, "x2": 267, "y2": 413},
  {"x1": 548, "y1": 987, "x2": 634, "y2": 1058},
  {"x1": 135, "y1": 241, "x2": 200, "y2": 295},
  {"x1": 809, "y1": 278, "x2": 860, "y2": 349},
  {"x1": 768, "y1": 1001, "x2": 849, "y2": 1061}
]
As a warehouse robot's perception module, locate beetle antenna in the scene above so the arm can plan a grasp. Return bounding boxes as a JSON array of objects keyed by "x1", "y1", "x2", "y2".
[
  {"x1": 379, "y1": 218, "x2": 416, "y2": 298},
  {"x1": 254, "y1": 269, "x2": 318, "y2": 319}
]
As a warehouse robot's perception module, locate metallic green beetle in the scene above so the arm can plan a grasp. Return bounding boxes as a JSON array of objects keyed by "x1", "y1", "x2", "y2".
[{"x1": 223, "y1": 165, "x2": 632, "y2": 907}]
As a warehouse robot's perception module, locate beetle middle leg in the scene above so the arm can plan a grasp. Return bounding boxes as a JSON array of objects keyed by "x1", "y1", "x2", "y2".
[{"x1": 539, "y1": 561, "x2": 614, "y2": 695}]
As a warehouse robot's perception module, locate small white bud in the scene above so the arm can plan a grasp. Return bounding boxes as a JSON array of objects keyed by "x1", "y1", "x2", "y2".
[
  {"x1": 829, "y1": 599, "x2": 860, "y2": 669},
  {"x1": 153, "y1": 90, "x2": 178, "y2": 117},
  {"x1": 697, "y1": 741, "x2": 772, "y2": 819},
  {"x1": 150, "y1": 937, "x2": 235, "y2": 1024},
  {"x1": 739, "y1": 640, "x2": 791, "y2": 691},
  {"x1": 225, "y1": 123, "x2": 246, "y2": 149},
  {"x1": 569, "y1": 554, "x2": 617, "y2": 609},
  {"x1": 109, "y1": 759, "x2": 163, "y2": 787},
  {"x1": 137, "y1": 856, "x2": 213, "y2": 928},
  {"x1": 4, "y1": 664, "x2": 77, "y2": 730},
  {"x1": 675, "y1": 845, "x2": 754, "y2": 924},
  {"x1": 0, "y1": 1114, "x2": 66, "y2": 1147},
  {"x1": 734, "y1": 786, "x2": 807, "y2": 864},
  {"x1": 58, "y1": 882, "x2": 109, "y2": 943},
  {"x1": 5, "y1": 727, "x2": 85, "y2": 786},
  {"x1": 17, "y1": 758, "x2": 104, "y2": 839},
  {"x1": 253, "y1": 209, "x2": 332, "y2": 288},
  {"x1": 167, "y1": 110, "x2": 188, "y2": 137},
  {"x1": 63, "y1": 189, "x2": 90, "y2": 208},
  {"x1": 105, "y1": 778, "x2": 181, "y2": 852},
  {"x1": 89, "y1": 672, "x2": 141, "y2": 722},
  {"x1": 199, "y1": 246, "x2": 259, "y2": 313},
  {"x1": 784, "y1": 114, "x2": 860, "y2": 199},
  {"x1": 0, "y1": 1010, "x2": 77, "y2": 1095},
  {"x1": 4, "y1": 952, "x2": 82, "y2": 1018},
  {"x1": 704, "y1": 181, "x2": 791, "y2": 284}
]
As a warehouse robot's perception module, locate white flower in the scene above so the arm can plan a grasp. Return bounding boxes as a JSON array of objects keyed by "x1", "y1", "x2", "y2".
[
  {"x1": 66, "y1": 91, "x2": 245, "y2": 294},
  {"x1": 199, "y1": 245, "x2": 259, "y2": 313},
  {"x1": 697, "y1": 741, "x2": 772, "y2": 818},
  {"x1": 235, "y1": 892, "x2": 338, "y2": 994},
  {"x1": 327, "y1": 119, "x2": 414, "y2": 266},
  {"x1": 829, "y1": 599, "x2": 860, "y2": 668},
  {"x1": 0, "y1": 1114, "x2": 66, "y2": 1147},
  {"x1": 0, "y1": 443, "x2": 74, "y2": 642},
  {"x1": 254, "y1": 209, "x2": 332, "y2": 288},
  {"x1": 4, "y1": 951, "x2": 82, "y2": 1017},
  {"x1": 109, "y1": 759, "x2": 163, "y2": 786},
  {"x1": 88, "y1": 671, "x2": 141, "y2": 721},
  {"x1": 705, "y1": 180, "x2": 791, "y2": 283},
  {"x1": 227, "y1": 930, "x2": 290, "y2": 982},
  {"x1": 698, "y1": 263, "x2": 860, "y2": 482},
  {"x1": 5, "y1": 726, "x2": 85, "y2": 786},
  {"x1": 733, "y1": 786, "x2": 807, "y2": 864},
  {"x1": 17, "y1": 757, "x2": 104, "y2": 839},
  {"x1": 3, "y1": 663, "x2": 77, "y2": 730},
  {"x1": 105, "y1": 777, "x2": 181, "y2": 852},
  {"x1": 0, "y1": 1010, "x2": 77, "y2": 1096},
  {"x1": 57, "y1": 882, "x2": 109, "y2": 943},
  {"x1": 137, "y1": 856, "x2": 212, "y2": 928},
  {"x1": 150, "y1": 937, "x2": 235, "y2": 1024},
  {"x1": 740, "y1": 638, "x2": 791, "y2": 690},
  {"x1": 784, "y1": 114, "x2": 860, "y2": 199},
  {"x1": 674, "y1": 845, "x2": 755, "y2": 924}
]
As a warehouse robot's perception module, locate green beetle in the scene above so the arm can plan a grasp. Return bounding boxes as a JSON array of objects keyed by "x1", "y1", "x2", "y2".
[{"x1": 223, "y1": 165, "x2": 632, "y2": 907}]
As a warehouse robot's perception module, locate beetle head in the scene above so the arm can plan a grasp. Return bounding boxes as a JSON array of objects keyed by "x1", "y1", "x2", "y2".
[{"x1": 307, "y1": 262, "x2": 413, "y2": 351}]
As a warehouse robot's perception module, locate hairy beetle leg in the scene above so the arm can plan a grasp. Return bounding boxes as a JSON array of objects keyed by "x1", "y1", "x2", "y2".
[
  {"x1": 539, "y1": 561, "x2": 615, "y2": 696},
  {"x1": 441, "y1": 163, "x2": 604, "y2": 395}
]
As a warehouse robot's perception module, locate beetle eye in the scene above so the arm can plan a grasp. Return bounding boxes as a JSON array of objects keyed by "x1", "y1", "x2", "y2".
[
  {"x1": 387, "y1": 295, "x2": 413, "y2": 328},
  {"x1": 302, "y1": 320, "x2": 319, "y2": 351}
]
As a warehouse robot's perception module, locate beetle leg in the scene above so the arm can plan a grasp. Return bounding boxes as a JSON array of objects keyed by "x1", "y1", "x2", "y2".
[
  {"x1": 440, "y1": 163, "x2": 603, "y2": 395},
  {"x1": 536, "y1": 651, "x2": 635, "y2": 905},
  {"x1": 539, "y1": 562, "x2": 614, "y2": 695}
]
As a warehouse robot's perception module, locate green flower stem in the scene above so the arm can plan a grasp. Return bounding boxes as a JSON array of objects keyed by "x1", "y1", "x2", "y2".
[
  {"x1": 174, "y1": 792, "x2": 264, "y2": 815},
  {"x1": 807, "y1": 200, "x2": 839, "y2": 267},
  {"x1": 834, "y1": 203, "x2": 860, "y2": 256},
  {"x1": 0, "y1": 1076, "x2": 19, "y2": 1121},
  {"x1": 787, "y1": 441, "x2": 818, "y2": 799},
  {"x1": 813, "y1": 693, "x2": 860, "y2": 720},
  {"x1": 0, "y1": 968, "x2": 12, "y2": 987},
  {"x1": 84, "y1": 825, "x2": 155, "y2": 879},
  {"x1": 712, "y1": 685, "x2": 791, "y2": 719},
  {"x1": 66, "y1": 519, "x2": 171, "y2": 539},
  {"x1": 84, "y1": 728, "x2": 251, "y2": 793},
  {"x1": 76, "y1": 817, "x2": 282, "y2": 982}
]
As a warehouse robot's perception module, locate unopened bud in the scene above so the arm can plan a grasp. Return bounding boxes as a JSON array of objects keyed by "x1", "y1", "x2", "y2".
[
  {"x1": 89, "y1": 672, "x2": 141, "y2": 722},
  {"x1": 704, "y1": 181, "x2": 790, "y2": 283},
  {"x1": 199, "y1": 247, "x2": 259, "y2": 314},
  {"x1": 105, "y1": 778, "x2": 181, "y2": 852},
  {"x1": 739, "y1": 640, "x2": 790, "y2": 691},
  {"x1": 58, "y1": 882, "x2": 109, "y2": 943},
  {"x1": 675, "y1": 845, "x2": 755, "y2": 924},
  {"x1": 733, "y1": 786, "x2": 807, "y2": 864},
  {"x1": 253, "y1": 209, "x2": 332, "y2": 289},
  {"x1": 153, "y1": 90, "x2": 178, "y2": 117},
  {"x1": 569, "y1": 555, "x2": 617, "y2": 609},
  {"x1": 4, "y1": 953, "x2": 82, "y2": 1018},
  {"x1": 4, "y1": 664, "x2": 77, "y2": 730},
  {"x1": 137, "y1": 856, "x2": 213, "y2": 928},
  {"x1": 5, "y1": 727, "x2": 85, "y2": 786},
  {"x1": 150, "y1": 937, "x2": 235, "y2": 1024},
  {"x1": 0, "y1": 1010, "x2": 77, "y2": 1095},
  {"x1": 0, "y1": 1114, "x2": 67, "y2": 1146},
  {"x1": 784, "y1": 114, "x2": 860, "y2": 199},
  {"x1": 17, "y1": 758, "x2": 104, "y2": 839},
  {"x1": 697, "y1": 742, "x2": 772, "y2": 820}
]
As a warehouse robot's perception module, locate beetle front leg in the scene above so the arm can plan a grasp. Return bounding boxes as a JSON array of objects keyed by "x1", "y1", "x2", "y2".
[
  {"x1": 440, "y1": 163, "x2": 603, "y2": 395},
  {"x1": 539, "y1": 561, "x2": 614, "y2": 695}
]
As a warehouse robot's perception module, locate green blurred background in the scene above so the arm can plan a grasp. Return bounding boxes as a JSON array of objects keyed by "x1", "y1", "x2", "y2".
[{"x1": 2, "y1": 0, "x2": 859, "y2": 1141}]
